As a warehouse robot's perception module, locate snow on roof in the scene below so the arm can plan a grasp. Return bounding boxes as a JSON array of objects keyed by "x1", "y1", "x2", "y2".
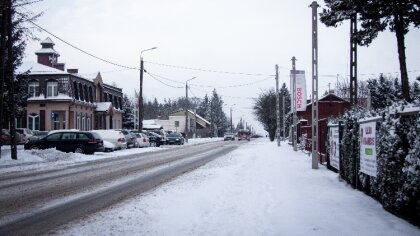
[
  {"x1": 95, "y1": 102, "x2": 112, "y2": 112},
  {"x1": 143, "y1": 120, "x2": 157, "y2": 125},
  {"x1": 187, "y1": 110, "x2": 211, "y2": 125},
  {"x1": 35, "y1": 48, "x2": 60, "y2": 55},
  {"x1": 17, "y1": 61, "x2": 69, "y2": 75},
  {"x1": 41, "y1": 37, "x2": 55, "y2": 45},
  {"x1": 28, "y1": 93, "x2": 72, "y2": 101},
  {"x1": 358, "y1": 116, "x2": 382, "y2": 124},
  {"x1": 306, "y1": 93, "x2": 349, "y2": 107},
  {"x1": 143, "y1": 124, "x2": 163, "y2": 129}
]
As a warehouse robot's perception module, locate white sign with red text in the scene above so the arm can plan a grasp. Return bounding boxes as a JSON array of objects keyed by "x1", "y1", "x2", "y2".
[
  {"x1": 360, "y1": 122, "x2": 377, "y2": 177},
  {"x1": 294, "y1": 70, "x2": 306, "y2": 111}
]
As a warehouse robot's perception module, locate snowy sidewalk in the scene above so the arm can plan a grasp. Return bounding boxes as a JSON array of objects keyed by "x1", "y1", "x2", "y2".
[{"x1": 55, "y1": 138, "x2": 419, "y2": 236}]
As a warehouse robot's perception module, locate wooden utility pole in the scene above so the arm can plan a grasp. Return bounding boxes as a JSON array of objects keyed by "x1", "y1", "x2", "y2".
[
  {"x1": 275, "y1": 64, "x2": 281, "y2": 147},
  {"x1": 185, "y1": 82, "x2": 189, "y2": 143},
  {"x1": 310, "y1": 1, "x2": 319, "y2": 169},
  {"x1": 138, "y1": 57, "x2": 144, "y2": 132}
]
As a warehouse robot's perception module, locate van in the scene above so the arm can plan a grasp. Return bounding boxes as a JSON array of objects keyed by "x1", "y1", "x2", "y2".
[{"x1": 91, "y1": 130, "x2": 127, "y2": 150}]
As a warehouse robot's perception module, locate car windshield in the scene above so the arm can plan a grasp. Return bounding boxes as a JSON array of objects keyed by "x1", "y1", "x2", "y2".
[
  {"x1": 168, "y1": 133, "x2": 181, "y2": 137},
  {"x1": 90, "y1": 132, "x2": 102, "y2": 140},
  {"x1": 224, "y1": 133, "x2": 233, "y2": 136}
]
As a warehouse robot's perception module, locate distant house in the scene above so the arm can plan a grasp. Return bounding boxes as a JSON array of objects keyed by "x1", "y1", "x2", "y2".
[
  {"x1": 296, "y1": 92, "x2": 351, "y2": 163},
  {"x1": 297, "y1": 92, "x2": 351, "y2": 124},
  {"x1": 154, "y1": 109, "x2": 211, "y2": 137},
  {"x1": 17, "y1": 38, "x2": 123, "y2": 131}
]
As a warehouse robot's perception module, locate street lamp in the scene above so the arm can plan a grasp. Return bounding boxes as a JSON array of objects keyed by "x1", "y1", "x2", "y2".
[
  {"x1": 139, "y1": 47, "x2": 157, "y2": 132},
  {"x1": 185, "y1": 77, "x2": 196, "y2": 143}
]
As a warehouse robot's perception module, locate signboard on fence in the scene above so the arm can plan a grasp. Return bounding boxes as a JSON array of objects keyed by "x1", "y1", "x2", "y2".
[
  {"x1": 329, "y1": 126, "x2": 340, "y2": 170},
  {"x1": 360, "y1": 121, "x2": 377, "y2": 177}
]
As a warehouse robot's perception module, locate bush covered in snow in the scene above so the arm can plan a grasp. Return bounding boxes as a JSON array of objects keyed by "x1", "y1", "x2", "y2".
[{"x1": 333, "y1": 79, "x2": 420, "y2": 222}]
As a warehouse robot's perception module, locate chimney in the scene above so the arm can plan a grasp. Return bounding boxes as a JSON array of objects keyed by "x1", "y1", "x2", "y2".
[{"x1": 67, "y1": 69, "x2": 79, "y2": 74}]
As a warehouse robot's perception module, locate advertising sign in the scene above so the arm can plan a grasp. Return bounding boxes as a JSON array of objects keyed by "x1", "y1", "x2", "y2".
[
  {"x1": 329, "y1": 127, "x2": 340, "y2": 170},
  {"x1": 360, "y1": 122, "x2": 377, "y2": 177},
  {"x1": 292, "y1": 70, "x2": 307, "y2": 111}
]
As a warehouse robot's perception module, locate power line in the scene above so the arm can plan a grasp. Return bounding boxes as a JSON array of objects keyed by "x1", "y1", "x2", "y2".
[
  {"x1": 18, "y1": 12, "x2": 140, "y2": 70},
  {"x1": 145, "y1": 61, "x2": 276, "y2": 77},
  {"x1": 145, "y1": 71, "x2": 183, "y2": 89},
  {"x1": 189, "y1": 77, "x2": 271, "y2": 89}
]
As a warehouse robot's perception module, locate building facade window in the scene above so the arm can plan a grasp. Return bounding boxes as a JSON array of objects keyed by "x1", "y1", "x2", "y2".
[
  {"x1": 28, "y1": 81, "x2": 39, "y2": 97},
  {"x1": 79, "y1": 83, "x2": 84, "y2": 101},
  {"x1": 82, "y1": 117, "x2": 86, "y2": 131},
  {"x1": 28, "y1": 114, "x2": 40, "y2": 130},
  {"x1": 47, "y1": 81, "x2": 58, "y2": 97},
  {"x1": 84, "y1": 85, "x2": 88, "y2": 102},
  {"x1": 76, "y1": 116, "x2": 81, "y2": 130},
  {"x1": 87, "y1": 117, "x2": 91, "y2": 131},
  {"x1": 89, "y1": 87, "x2": 93, "y2": 103},
  {"x1": 74, "y1": 81, "x2": 79, "y2": 100},
  {"x1": 53, "y1": 112, "x2": 60, "y2": 130}
]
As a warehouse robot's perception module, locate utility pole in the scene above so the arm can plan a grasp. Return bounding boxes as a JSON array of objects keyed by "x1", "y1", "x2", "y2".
[
  {"x1": 282, "y1": 95, "x2": 285, "y2": 140},
  {"x1": 230, "y1": 107, "x2": 233, "y2": 133},
  {"x1": 0, "y1": 1, "x2": 8, "y2": 158},
  {"x1": 310, "y1": 1, "x2": 319, "y2": 169},
  {"x1": 275, "y1": 64, "x2": 281, "y2": 146},
  {"x1": 138, "y1": 57, "x2": 144, "y2": 132},
  {"x1": 350, "y1": 13, "x2": 358, "y2": 106},
  {"x1": 291, "y1": 57, "x2": 297, "y2": 152},
  {"x1": 138, "y1": 47, "x2": 157, "y2": 133},
  {"x1": 185, "y1": 77, "x2": 196, "y2": 143}
]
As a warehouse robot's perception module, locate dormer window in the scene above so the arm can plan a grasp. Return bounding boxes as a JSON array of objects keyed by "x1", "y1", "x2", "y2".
[
  {"x1": 47, "y1": 81, "x2": 58, "y2": 97},
  {"x1": 28, "y1": 81, "x2": 39, "y2": 97}
]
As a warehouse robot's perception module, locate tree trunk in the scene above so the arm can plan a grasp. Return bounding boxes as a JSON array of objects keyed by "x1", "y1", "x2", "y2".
[
  {"x1": 394, "y1": 13, "x2": 411, "y2": 102},
  {"x1": 268, "y1": 129, "x2": 275, "y2": 141},
  {"x1": 0, "y1": 2, "x2": 7, "y2": 158}
]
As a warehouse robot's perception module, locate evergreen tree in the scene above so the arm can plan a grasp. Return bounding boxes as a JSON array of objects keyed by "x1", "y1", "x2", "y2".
[
  {"x1": 209, "y1": 89, "x2": 228, "y2": 137},
  {"x1": 122, "y1": 94, "x2": 135, "y2": 129},
  {"x1": 279, "y1": 83, "x2": 291, "y2": 137}
]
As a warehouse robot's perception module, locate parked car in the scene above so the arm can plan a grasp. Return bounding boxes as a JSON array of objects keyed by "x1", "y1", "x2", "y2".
[
  {"x1": 166, "y1": 132, "x2": 185, "y2": 145},
  {"x1": 150, "y1": 129, "x2": 168, "y2": 145},
  {"x1": 135, "y1": 133, "x2": 150, "y2": 148},
  {"x1": 24, "y1": 131, "x2": 104, "y2": 154},
  {"x1": 143, "y1": 131, "x2": 162, "y2": 147},
  {"x1": 16, "y1": 128, "x2": 38, "y2": 143},
  {"x1": 0, "y1": 129, "x2": 23, "y2": 145},
  {"x1": 223, "y1": 132, "x2": 235, "y2": 141},
  {"x1": 33, "y1": 130, "x2": 49, "y2": 139},
  {"x1": 91, "y1": 130, "x2": 127, "y2": 150},
  {"x1": 103, "y1": 140, "x2": 115, "y2": 152},
  {"x1": 116, "y1": 129, "x2": 138, "y2": 148}
]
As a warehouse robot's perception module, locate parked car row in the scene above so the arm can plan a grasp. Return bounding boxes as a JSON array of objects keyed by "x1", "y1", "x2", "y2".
[{"x1": 21, "y1": 129, "x2": 185, "y2": 155}]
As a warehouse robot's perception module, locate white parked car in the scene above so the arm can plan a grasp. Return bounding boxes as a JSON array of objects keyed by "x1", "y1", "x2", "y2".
[
  {"x1": 103, "y1": 140, "x2": 116, "y2": 152},
  {"x1": 91, "y1": 130, "x2": 127, "y2": 150},
  {"x1": 16, "y1": 128, "x2": 38, "y2": 143},
  {"x1": 135, "y1": 133, "x2": 150, "y2": 148}
]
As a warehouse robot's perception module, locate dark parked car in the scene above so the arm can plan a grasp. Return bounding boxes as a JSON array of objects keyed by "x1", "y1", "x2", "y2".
[
  {"x1": 166, "y1": 132, "x2": 185, "y2": 145},
  {"x1": 24, "y1": 131, "x2": 104, "y2": 154},
  {"x1": 143, "y1": 131, "x2": 162, "y2": 147},
  {"x1": 33, "y1": 130, "x2": 49, "y2": 139},
  {"x1": 150, "y1": 129, "x2": 167, "y2": 145}
]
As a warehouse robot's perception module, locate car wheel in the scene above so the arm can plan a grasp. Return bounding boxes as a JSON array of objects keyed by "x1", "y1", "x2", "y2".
[
  {"x1": 150, "y1": 142, "x2": 156, "y2": 147},
  {"x1": 74, "y1": 146, "x2": 85, "y2": 154}
]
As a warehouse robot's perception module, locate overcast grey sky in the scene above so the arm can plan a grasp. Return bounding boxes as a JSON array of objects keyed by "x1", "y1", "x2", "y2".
[{"x1": 23, "y1": 0, "x2": 420, "y2": 134}]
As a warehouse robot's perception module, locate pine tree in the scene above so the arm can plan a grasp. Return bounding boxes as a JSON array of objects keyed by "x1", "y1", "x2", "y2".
[
  {"x1": 122, "y1": 94, "x2": 135, "y2": 129},
  {"x1": 279, "y1": 83, "x2": 291, "y2": 137}
]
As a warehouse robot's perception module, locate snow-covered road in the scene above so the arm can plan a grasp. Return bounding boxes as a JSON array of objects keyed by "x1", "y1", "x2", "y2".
[{"x1": 53, "y1": 138, "x2": 419, "y2": 236}]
